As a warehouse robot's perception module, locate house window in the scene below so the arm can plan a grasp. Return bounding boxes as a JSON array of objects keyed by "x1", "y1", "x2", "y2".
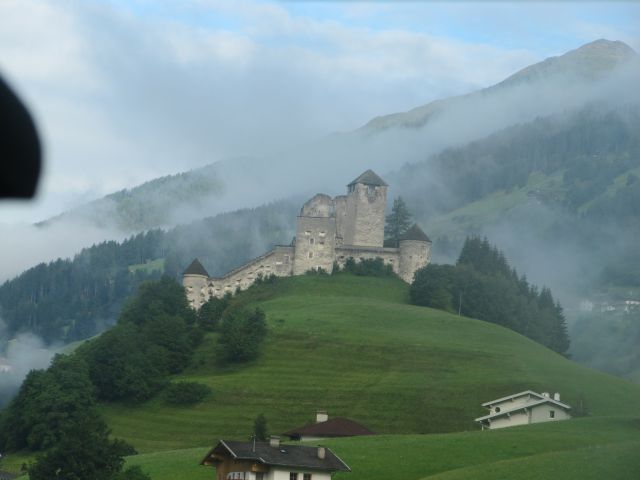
[
  {"x1": 290, "y1": 473, "x2": 299, "y2": 480},
  {"x1": 303, "y1": 474, "x2": 312, "y2": 480},
  {"x1": 549, "y1": 410, "x2": 555, "y2": 418}
]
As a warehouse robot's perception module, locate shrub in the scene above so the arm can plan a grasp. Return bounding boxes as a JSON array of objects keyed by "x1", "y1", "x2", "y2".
[
  {"x1": 217, "y1": 307, "x2": 267, "y2": 363},
  {"x1": 164, "y1": 381, "x2": 212, "y2": 406},
  {"x1": 341, "y1": 257, "x2": 394, "y2": 277}
]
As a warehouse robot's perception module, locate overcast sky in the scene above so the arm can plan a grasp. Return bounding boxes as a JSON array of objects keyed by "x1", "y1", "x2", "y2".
[{"x1": 1, "y1": 0, "x2": 638, "y2": 224}]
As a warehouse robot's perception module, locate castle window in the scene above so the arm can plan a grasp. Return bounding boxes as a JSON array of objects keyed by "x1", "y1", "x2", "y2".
[
  {"x1": 367, "y1": 185, "x2": 375, "y2": 195},
  {"x1": 319, "y1": 231, "x2": 326, "y2": 237},
  {"x1": 284, "y1": 255, "x2": 290, "y2": 263},
  {"x1": 309, "y1": 238, "x2": 315, "y2": 245},
  {"x1": 308, "y1": 252, "x2": 314, "y2": 259},
  {"x1": 305, "y1": 231, "x2": 311, "y2": 236}
]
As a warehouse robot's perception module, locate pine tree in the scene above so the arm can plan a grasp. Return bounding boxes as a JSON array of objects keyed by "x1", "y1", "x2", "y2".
[
  {"x1": 253, "y1": 413, "x2": 268, "y2": 441},
  {"x1": 385, "y1": 197, "x2": 412, "y2": 246}
]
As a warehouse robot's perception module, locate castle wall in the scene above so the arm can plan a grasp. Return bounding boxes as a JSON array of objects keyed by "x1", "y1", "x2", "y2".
[
  {"x1": 399, "y1": 240, "x2": 431, "y2": 283},
  {"x1": 192, "y1": 246, "x2": 295, "y2": 301},
  {"x1": 293, "y1": 215, "x2": 337, "y2": 275},
  {"x1": 343, "y1": 183, "x2": 387, "y2": 248}
]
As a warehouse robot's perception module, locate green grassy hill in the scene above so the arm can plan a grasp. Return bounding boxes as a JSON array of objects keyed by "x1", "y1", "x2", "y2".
[
  {"x1": 101, "y1": 275, "x2": 640, "y2": 454},
  {"x1": 6, "y1": 274, "x2": 640, "y2": 479}
]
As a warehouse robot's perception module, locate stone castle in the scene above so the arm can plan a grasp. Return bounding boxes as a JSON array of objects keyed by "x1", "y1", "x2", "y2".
[{"x1": 183, "y1": 170, "x2": 432, "y2": 309}]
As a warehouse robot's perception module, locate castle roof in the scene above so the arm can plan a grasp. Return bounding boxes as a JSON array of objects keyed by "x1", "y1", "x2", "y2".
[
  {"x1": 348, "y1": 169, "x2": 388, "y2": 187},
  {"x1": 183, "y1": 258, "x2": 209, "y2": 276},
  {"x1": 400, "y1": 224, "x2": 432, "y2": 243}
]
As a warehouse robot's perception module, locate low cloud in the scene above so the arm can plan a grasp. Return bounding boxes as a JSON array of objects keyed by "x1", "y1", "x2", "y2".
[{"x1": 0, "y1": 323, "x2": 59, "y2": 406}]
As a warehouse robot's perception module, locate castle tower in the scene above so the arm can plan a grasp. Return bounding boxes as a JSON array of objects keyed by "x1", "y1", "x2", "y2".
[
  {"x1": 398, "y1": 224, "x2": 432, "y2": 283},
  {"x1": 293, "y1": 194, "x2": 337, "y2": 275},
  {"x1": 343, "y1": 170, "x2": 388, "y2": 248},
  {"x1": 183, "y1": 258, "x2": 210, "y2": 309}
]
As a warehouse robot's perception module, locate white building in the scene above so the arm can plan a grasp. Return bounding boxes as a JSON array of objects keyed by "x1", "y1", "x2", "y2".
[
  {"x1": 475, "y1": 390, "x2": 571, "y2": 430},
  {"x1": 201, "y1": 436, "x2": 350, "y2": 480}
]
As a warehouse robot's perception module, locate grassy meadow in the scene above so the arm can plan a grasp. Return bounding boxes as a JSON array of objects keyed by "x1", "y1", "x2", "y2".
[
  {"x1": 101, "y1": 275, "x2": 640, "y2": 452},
  {"x1": 119, "y1": 416, "x2": 640, "y2": 480},
  {"x1": 7, "y1": 274, "x2": 640, "y2": 479}
]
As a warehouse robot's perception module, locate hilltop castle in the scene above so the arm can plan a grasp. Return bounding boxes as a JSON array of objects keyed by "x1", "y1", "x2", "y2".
[{"x1": 183, "y1": 170, "x2": 432, "y2": 309}]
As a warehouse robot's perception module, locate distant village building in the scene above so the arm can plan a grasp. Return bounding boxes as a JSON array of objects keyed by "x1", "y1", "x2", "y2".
[
  {"x1": 475, "y1": 390, "x2": 571, "y2": 430},
  {"x1": 184, "y1": 170, "x2": 432, "y2": 309},
  {"x1": 0, "y1": 359, "x2": 12, "y2": 373},
  {"x1": 283, "y1": 411, "x2": 374, "y2": 442},
  {"x1": 200, "y1": 437, "x2": 350, "y2": 480},
  {"x1": 579, "y1": 298, "x2": 640, "y2": 315}
]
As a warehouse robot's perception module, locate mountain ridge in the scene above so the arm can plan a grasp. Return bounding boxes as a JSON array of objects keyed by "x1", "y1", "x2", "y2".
[{"x1": 360, "y1": 39, "x2": 637, "y2": 133}]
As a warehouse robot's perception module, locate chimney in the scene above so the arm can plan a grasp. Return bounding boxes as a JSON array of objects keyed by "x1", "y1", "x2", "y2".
[
  {"x1": 317, "y1": 446, "x2": 326, "y2": 460},
  {"x1": 269, "y1": 436, "x2": 280, "y2": 448},
  {"x1": 316, "y1": 410, "x2": 328, "y2": 423},
  {"x1": 553, "y1": 392, "x2": 560, "y2": 401}
]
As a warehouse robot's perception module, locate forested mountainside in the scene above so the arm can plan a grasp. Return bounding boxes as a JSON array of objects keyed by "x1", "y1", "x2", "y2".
[
  {"x1": 0, "y1": 200, "x2": 298, "y2": 344},
  {"x1": 395, "y1": 102, "x2": 640, "y2": 285},
  {"x1": 43, "y1": 164, "x2": 224, "y2": 232},
  {"x1": 395, "y1": 103, "x2": 640, "y2": 221}
]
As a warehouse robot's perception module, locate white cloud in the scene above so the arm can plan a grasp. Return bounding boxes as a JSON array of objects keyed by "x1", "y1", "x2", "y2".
[{"x1": 0, "y1": 0, "x2": 634, "y2": 225}]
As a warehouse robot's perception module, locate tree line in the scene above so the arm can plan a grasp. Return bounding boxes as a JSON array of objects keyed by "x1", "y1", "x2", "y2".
[{"x1": 410, "y1": 237, "x2": 570, "y2": 355}]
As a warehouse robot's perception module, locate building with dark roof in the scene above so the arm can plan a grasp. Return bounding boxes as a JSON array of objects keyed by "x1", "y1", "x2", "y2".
[
  {"x1": 283, "y1": 411, "x2": 374, "y2": 442},
  {"x1": 201, "y1": 436, "x2": 350, "y2": 480},
  {"x1": 184, "y1": 170, "x2": 432, "y2": 309}
]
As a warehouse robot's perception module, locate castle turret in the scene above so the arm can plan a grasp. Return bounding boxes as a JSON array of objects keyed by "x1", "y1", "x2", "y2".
[
  {"x1": 398, "y1": 224, "x2": 432, "y2": 283},
  {"x1": 183, "y1": 258, "x2": 210, "y2": 309},
  {"x1": 343, "y1": 170, "x2": 388, "y2": 248}
]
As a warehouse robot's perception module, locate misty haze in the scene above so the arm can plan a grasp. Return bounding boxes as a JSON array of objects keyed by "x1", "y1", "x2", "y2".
[{"x1": 0, "y1": 2, "x2": 639, "y2": 480}]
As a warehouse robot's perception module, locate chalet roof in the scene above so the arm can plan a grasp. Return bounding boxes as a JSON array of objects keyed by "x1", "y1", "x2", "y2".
[
  {"x1": 475, "y1": 398, "x2": 571, "y2": 423},
  {"x1": 201, "y1": 440, "x2": 350, "y2": 472},
  {"x1": 481, "y1": 390, "x2": 546, "y2": 407},
  {"x1": 347, "y1": 169, "x2": 388, "y2": 187},
  {"x1": 183, "y1": 258, "x2": 209, "y2": 276},
  {"x1": 399, "y1": 224, "x2": 432, "y2": 243},
  {"x1": 283, "y1": 417, "x2": 374, "y2": 438}
]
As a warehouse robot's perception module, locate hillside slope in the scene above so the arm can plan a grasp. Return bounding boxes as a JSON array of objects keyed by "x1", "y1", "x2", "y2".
[{"x1": 101, "y1": 275, "x2": 640, "y2": 453}]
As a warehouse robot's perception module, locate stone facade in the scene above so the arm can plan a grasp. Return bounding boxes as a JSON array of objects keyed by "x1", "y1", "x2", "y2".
[{"x1": 183, "y1": 170, "x2": 432, "y2": 309}]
